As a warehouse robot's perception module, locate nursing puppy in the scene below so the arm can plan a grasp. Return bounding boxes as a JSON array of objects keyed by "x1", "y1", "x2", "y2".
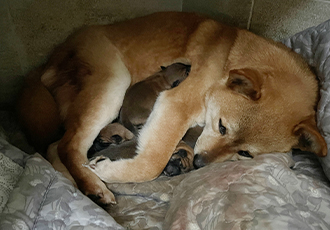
[
  {"x1": 17, "y1": 12, "x2": 327, "y2": 205},
  {"x1": 89, "y1": 63, "x2": 194, "y2": 176},
  {"x1": 87, "y1": 122, "x2": 135, "y2": 157},
  {"x1": 120, "y1": 62, "x2": 191, "y2": 135}
]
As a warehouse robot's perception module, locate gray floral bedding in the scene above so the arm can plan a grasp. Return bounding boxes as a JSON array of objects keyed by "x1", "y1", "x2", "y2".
[
  {"x1": 0, "y1": 136, "x2": 124, "y2": 230},
  {"x1": 1, "y1": 19, "x2": 330, "y2": 230}
]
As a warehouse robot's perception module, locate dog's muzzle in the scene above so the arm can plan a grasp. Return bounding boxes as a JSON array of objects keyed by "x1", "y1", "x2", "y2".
[{"x1": 193, "y1": 154, "x2": 206, "y2": 169}]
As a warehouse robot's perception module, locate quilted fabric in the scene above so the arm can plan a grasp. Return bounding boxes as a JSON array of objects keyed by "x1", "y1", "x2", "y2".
[
  {"x1": 283, "y1": 19, "x2": 330, "y2": 180},
  {"x1": 0, "y1": 152, "x2": 23, "y2": 212},
  {"x1": 164, "y1": 153, "x2": 330, "y2": 230},
  {"x1": 0, "y1": 136, "x2": 124, "y2": 230}
]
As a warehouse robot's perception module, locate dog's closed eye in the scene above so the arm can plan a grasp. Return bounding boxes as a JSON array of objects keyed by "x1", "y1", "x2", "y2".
[
  {"x1": 136, "y1": 124, "x2": 144, "y2": 130},
  {"x1": 171, "y1": 80, "x2": 181, "y2": 88},
  {"x1": 238, "y1": 151, "x2": 253, "y2": 158},
  {"x1": 219, "y1": 119, "x2": 226, "y2": 135}
]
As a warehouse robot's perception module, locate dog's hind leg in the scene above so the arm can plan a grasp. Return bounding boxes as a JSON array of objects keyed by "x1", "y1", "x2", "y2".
[
  {"x1": 59, "y1": 67, "x2": 130, "y2": 204},
  {"x1": 42, "y1": 32, "x2": 132, "y2": 205},
  {"x1": 47, "y1": 141, "x2": 78, "y2": 188}
]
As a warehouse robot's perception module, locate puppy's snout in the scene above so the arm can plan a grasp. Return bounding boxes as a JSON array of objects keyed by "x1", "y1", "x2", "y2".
[
  {"x1": 176, "y1": 149, "x2": 187, "y2": 158},
  {"x1": 164, "y1": 159, "x2": 181, "y2": 176},
  {"x1": 193, "y1": 154, "x2": 206, "y2": 169},
  {"x1": 111, "y1": 135, "x2": 123, "y2": 144}
]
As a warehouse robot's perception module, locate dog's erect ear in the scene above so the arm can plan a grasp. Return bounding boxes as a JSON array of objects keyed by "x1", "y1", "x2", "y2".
[
  {"x1": 293, "y1": 117, "x2": 327, "y2": 157},
  {"x1": 226, "y1": 69, "x2": 263, "y2": 101}
]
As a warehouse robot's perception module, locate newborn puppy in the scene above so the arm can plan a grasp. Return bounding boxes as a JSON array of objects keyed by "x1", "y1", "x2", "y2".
[
  {"x1": 87, "y1": 123, "x2": 134, "y2": 158},
  {"x1": 120, "y1": 62, "x2": 191, "y2": 135},
  {"x1": 89, "y1": 62, "x2": 194, "y2": 176},
  {"x1": 163, "y1": 140, "x2": 194, "y2": 176}
]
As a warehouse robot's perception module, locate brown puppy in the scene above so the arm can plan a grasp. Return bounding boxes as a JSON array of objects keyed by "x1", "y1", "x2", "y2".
[
  {"x1": 17, "y1": 12, "x2": 327, "y2": 205},
  {"x1": 162, "y1": 139, "x2": 195, "y2": 176},
  {"x1": 120, "y1": 62, "x2": 191, "y2": 135},
  {"x1": 88, "y1": 122, "x2": 134, "y2": 157}
]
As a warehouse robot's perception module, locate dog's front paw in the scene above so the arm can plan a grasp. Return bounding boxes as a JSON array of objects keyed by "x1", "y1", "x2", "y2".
[
  {"x1": 84, "y1": 156, "x2": 113, "y2": 183},
  {"x1": 84, "y1": 180, "x2": 117, "y2": 206}
]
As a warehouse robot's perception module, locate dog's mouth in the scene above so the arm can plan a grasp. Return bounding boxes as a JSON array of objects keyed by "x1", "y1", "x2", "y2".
[{"x1": 193, "y1": 150, "x2": 253, "y2": 169}]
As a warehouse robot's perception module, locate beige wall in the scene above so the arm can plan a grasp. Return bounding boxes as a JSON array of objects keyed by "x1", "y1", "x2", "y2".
[
  {"x1": 183, "y1": 0, "x2": 330, "y2": 40},
  {"x1": 183, "y1": 0, "x2": 253, "y2": 28},
  {"x1": 1, "y1": 0, "x2": 330, "y2": 107}
]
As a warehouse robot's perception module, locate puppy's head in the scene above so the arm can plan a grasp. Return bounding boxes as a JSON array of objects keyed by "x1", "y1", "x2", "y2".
[
  {"x1": 160, "y1": 63, "x2": 191, "y2": 88},
  {"x1": 88, "y1": 123, "x2": 134, "y2": 157},
  {"x1": 193, "y1": 66, "x2": 327, "y2": 169}
]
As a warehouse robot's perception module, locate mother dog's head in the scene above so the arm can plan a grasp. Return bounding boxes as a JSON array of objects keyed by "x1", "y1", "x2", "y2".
[{"x1": 193, "y1": 33, "x2": 327, "y2": 168}]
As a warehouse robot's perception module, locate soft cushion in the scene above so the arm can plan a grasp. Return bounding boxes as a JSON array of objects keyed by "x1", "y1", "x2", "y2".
[
  {"x1": 283, "y1": 19, "x2": 330, "y2": 180},
  {"x1": 0, "y1": 136, "x2": 24, "y2": 212}
]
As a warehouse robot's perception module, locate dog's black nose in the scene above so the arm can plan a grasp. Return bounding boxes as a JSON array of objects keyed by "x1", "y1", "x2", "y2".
[{"x1": 193, "y1": 154, "x2": 206, "y2": 169}]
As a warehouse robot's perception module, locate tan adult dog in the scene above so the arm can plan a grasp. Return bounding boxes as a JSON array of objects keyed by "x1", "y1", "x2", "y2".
[{"x1": 17, "y1": 12, "x2": 327, "y2": 205}]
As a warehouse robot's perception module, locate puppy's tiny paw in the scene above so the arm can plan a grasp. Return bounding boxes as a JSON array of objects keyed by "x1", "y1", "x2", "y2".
[
  {"x1": 84, "y1": 156, "x2": 110, "y2": 170},
  {"x1": 84, "y1": 156, "x2": 114, "y2": 183},
  {"x1": 93, "y1": 155, "x2": 109, "y2": 163}
]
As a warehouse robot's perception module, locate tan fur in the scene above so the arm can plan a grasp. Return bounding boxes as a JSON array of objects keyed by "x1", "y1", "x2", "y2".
[
  {"x1": 47, "y1": 141, "x2": 78, "y2": 188},
  {"x1": 17, "y1": 12, "x2": 327, "y2": 205},
  {"x1": 16, "y1": 67, "x2": 62, "y2": 154}
]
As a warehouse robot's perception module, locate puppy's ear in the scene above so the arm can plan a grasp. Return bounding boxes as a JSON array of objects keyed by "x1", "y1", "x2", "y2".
[
  {"x1": 293, "y1": 116, "x2": 327, "y2": 157},
  {"x1": 226, "y1": 69, "x2": 263, "y2": 101}
]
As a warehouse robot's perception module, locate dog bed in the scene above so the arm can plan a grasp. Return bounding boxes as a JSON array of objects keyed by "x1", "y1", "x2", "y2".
[{"x1": 1, "y1": 19, "x2": 330, "y2": 230}]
